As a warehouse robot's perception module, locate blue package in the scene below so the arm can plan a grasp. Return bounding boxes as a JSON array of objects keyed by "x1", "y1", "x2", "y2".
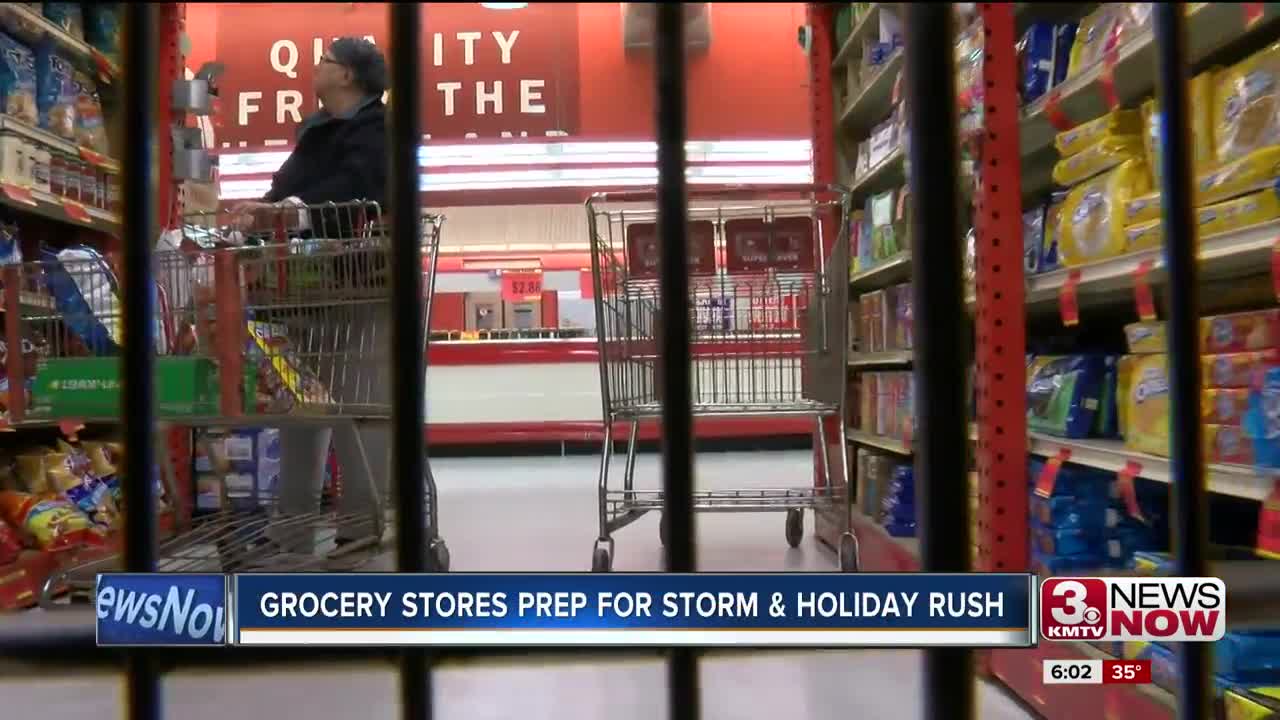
[
  {"x1": 1031, "y1": 549, "x2": 1103, "y2": 576},
  {"x1": 1027, "y1": 355, "x2": 1108, "y2": 438},
  {"x1": 83, "y1": 4, "x2": 120, "y2": 65},
  {"x1": 1023, "y1": 204, "x2": 1047, "y2": 274},
  {"x1": 1018, "y1": 22, "x2": 1056, "y2": 104},
  {"x1": 42, "y1": 3, "x2": 84, "y2": 40},
  {"x1": 1032, "y1": 524, "x2": 1102, "y2": 557},
  {"x1": 1052, "y1": 23, "x2": 1078, "y2": 88},
  {"x1": 42, "y1": 246, "x2": 122, "y2": 355},
  {"x1": 0, "y1": 33, "x2": 37, "y2": 126},
  {"x1": 1030, "y1": 493, "x2": 1108, "y2": 529},
  {"x1": 1245, "y1": 365, "x2": 1280, "y2": 469},
  {"x1": 34, "y1": 41, "x2": 77, "y2": 140},
  {"x1": 1029, "y1": 456, "x2": 1112, "y2": 499},
  {"x1": 1216, "y1": 632, "x2": 1280, "y2": 682}
]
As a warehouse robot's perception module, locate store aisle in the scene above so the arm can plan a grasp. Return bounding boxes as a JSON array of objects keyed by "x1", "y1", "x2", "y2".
[{"x1": 2, "y1": 450, "x2": 1034, "y2": 719}]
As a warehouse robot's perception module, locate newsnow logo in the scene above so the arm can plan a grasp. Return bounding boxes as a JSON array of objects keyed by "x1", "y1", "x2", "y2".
[{"x1": 96, "y1": 574, "x2": 228, "y2": 646}]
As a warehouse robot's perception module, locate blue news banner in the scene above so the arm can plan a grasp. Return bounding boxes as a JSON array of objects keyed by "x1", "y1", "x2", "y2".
[{"x1": 95, "y1": 573, "x2": 1035, "y2": 648}]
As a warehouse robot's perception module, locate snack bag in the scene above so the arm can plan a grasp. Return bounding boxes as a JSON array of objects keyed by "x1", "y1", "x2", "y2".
[
  {"x1": 1215, "y1": 43, "x2": 1280, "y2": 165},
  {"x1": 1059, "y1": 160, "x2": 1152, "y2": 267},
  {"x1": 0, "y1": 489, "x2": 102, "y2": 551},
  {"x1": 246, "y1": 321, "x2": 334, "y2": 410},
  {"x1": 1027, "y1": 355, "x2": 1107, "y2": 438},
  {"x1": 71, "y1": 70, "x2": 107, "y2": 154},
  {"x1": 34, "y1": 43, "x2": 77, "y2": 140},
  {"x1": 1053, "y1": 134, "x2": 1145, "y2": 187},
  {"x1": 54, "y1": 440, "x2": 118, "y2": 527},
  {"x1": 1122, "y1": 353, "x2": 1170, "y2": 457},
  {"x1": 1067, "y1": 4, "x2": 1148, "y2": 80},
  {"x1": 0, "y1": 33, "x2": 37, "y2": 126},
  {"x1": 0, "y1": 517, "x2": 22, "y2": 564},
  {"x1": 1197, "y1": 146, "x2": 1280, "y2": 206},
  {"x1": 1124, "y1": 322, "x2": 1166, "y2": 354},
  {"x1": 1056, "y1": 109, "x2": 1143, "y2": 159}
]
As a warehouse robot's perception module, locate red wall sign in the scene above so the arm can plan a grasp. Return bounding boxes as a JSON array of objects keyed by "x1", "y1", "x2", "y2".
[
  {"x1": 625, "y1": 220, "x2": 717, "y2": 279},
  {"x1": 501, "y1": 271, "x2": 544, "y2": 302},
  {"x1": 213, "y1": 2, "x2": 580, "y2": 146},
  {"x1": 724, "y1": 216, "x2": 817, "y2": 274}
]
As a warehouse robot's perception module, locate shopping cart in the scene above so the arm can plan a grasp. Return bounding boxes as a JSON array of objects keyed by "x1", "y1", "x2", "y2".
[
  {"x1": 584, "y1": 186, "x2": 858, "y2": 572},
  {"x1": 21, "y1": 201, "x2": 449, "y2": 606}
]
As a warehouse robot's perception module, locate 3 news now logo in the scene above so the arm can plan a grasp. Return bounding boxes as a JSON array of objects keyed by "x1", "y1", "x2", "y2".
[
  {"x1": 1040, "y1": 577, "x2": 1226, "y2": 642},
  {"x1": 95, "y1": 573, "x2": 229, "y2": 646}
]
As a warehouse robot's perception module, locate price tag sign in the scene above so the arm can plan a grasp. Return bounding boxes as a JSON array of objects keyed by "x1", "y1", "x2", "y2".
[
  {"x1": 62, "y1": 200, "x2": 91, "y2": 224},
  {"x1": 1133, "y1": 259, "x2": 1156, "y2": 321},
  {"x1": 1, "y1": 183, "x2": 36, "y2": 206},
  {"x1": 501, "y1": 271, "x2": 543, "y2": 303},
  {"x1": 1245, "y1": 3, "x2": 1265, "y2": 29},
  {"x1": 1043, "y1": 90, "x2": 1074, "y2": 132},
  {"x1": 1116, "y1": 460, "x2": 1147, "y2": 522},
  {"x1": 1034, "y1": 448, "x2": 1072, "y2": 497},
  {"x1": 1059, "y1": 269, "x2": 1081, "y2": 327}
]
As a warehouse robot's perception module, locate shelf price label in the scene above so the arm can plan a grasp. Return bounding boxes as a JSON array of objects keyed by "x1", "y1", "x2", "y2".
[
  {"x1": 1034, "y1": 447, "x2": 1072, "y2": 497},
  {"x1": 1059, "y1": 269, "x2": 1081, "y2": 327},
  {"x1": 501, "y1": 271, "x2": 544, "y2": 303},
  {"x1": 1042, "y1": 89, "x2": 1074, "y2": 133},
  {"x1": 1132, "y1": 259, "x2": 1156, "y2": 321},
  {"x1": 61, "y1": 200, "x2": 91, "y2": 225},
  {"x1": 1098, "y1": 48, "x2": 1120, "y2": 111},
  {"x1": 1245, "y1": 3, "x2": 1265, "y2": 29},
  {"x1": 1116, "y1": 460, "x2": 1146, "y2": 522}
]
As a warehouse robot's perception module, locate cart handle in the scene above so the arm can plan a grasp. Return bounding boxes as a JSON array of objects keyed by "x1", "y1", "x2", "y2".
[{"x1": 586, "y1": 183, "x2": 851, "y2": 206}]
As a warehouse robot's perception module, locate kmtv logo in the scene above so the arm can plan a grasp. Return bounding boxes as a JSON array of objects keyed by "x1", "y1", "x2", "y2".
[{"x1": 1040, "y1": 577, "x2": 1226, "y2": 642}]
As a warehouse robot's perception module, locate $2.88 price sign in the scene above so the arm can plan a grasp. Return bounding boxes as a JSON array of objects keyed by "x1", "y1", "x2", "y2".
[
  {"x1": 501, "y1": 272, "x2": 544, "y2": 302},
  {"x1": 1043, "y1": 659, "x2": 1152, "y2": 685}
]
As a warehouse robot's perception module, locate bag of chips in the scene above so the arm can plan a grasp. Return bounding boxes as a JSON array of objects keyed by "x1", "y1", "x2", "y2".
[
  {"x1": 35, "y1": 42, "x2": 77, "y2": 139},
  {"x1": 0, "y1": 33, "x2": 37, "y2": 125},
  {"x1": 72, "y1": 69, "x2": 107, "y2": 153},
  {"x1": 0, "y1": 489, "x2": 104, "y2": 551}
]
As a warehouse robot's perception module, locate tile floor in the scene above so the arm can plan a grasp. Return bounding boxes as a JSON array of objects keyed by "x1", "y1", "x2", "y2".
[{"x1": 2, "y1": 449, "x2": 1038, "y2": 720}]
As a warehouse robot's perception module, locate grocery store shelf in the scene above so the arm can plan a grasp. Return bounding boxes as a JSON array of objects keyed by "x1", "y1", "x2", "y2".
[
  {"x1": 846, "y1": 429, "x2": 911, "y2": 456},
  {"x1": 850, "y1": 146, "x2": 905, "y2": 199},
  {"x1": 831, "y1": 4, "x2": 891, "y2": 70},
  {"x1": 1023, "y1": 218, "x2": 1280, "y2": 312},
  {"x1": 850, "y1": 250, "x2": 911, "y2": 292},
  {"x1": 0, "y1": 4, "x2": 119, "y2": 81},
  {"x1": 847, "y1": 350, "x2": 912, "y2": 369},
  {"x1": 1019, "y1": 3, "x2": 1280, "y2": 161},
  {"x1": 0, "y1": 184, "x2": 118, "y2": 233},
  {"x1": 1026, "y1": 433, "x2": 1271, "y2": 502},
  {"x1": 838, "y1": 49, "x2": 903, "y2": 137}
]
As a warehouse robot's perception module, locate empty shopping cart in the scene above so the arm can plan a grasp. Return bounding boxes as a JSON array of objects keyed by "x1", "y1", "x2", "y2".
[{"x1": 584, "y1": 186, "x2": 858, "y2": 572}]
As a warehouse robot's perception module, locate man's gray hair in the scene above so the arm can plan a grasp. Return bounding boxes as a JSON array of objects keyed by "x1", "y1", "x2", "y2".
[{"x1": 329, "y1": 37, "x2": 388, "y2": 97}]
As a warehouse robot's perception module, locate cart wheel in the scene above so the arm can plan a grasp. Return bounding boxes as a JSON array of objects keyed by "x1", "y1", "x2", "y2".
[
  {"x1": 428, "y1": 539, "x2": 451, "y2": 572},
  {"x1": 838, "y1": 531, "x2": 860, "y2": 573},
  {"x1": 784, "y1": 509, "x2": 803, "y2": 548},
  {"x1": 659, "y1": 513, "x2": 668, "y2": 547},
  {"x1": 591, "y1": 547, "x2": 612, "y2": 573}
]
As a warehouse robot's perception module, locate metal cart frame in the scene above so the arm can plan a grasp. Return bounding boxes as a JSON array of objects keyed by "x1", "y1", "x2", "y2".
[{"x1": 583, "y1": 186, "x2": 858, "y2": 573}]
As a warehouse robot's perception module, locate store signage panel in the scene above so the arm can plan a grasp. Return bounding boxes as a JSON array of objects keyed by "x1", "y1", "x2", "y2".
[
  {"x1": 501, "y1": 271, "x2": 544, "y2": 302},
  {"x1": 724, "y1": 216, "x2": 816, "y2": 274},
  {"x1": 214, "y1": 2, "x2": 581, "y2": 147},
  {"x1": 624, "y1": 220, "x2": 717, "y2": 279}
]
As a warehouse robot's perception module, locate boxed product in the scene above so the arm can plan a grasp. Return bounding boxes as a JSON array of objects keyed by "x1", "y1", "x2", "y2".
[
  {"x1": 1125, "y1": 189, "x2": 1162, "y2": 226},
  {"x1": 1055, "y1": 108, "x2": 1143, "y2": 159},
  {"x1": 1027, "y1": 355, "x2": 1108, "y2": 438},
  {"x1": 1120, "y1": 353, "x2": 1170, "y2": 457},
  {"x1": 1023, "y1": 204, "x2": 1046, "y2": 274},
  {"x1": 1201, "y1": 309, "x2": 1280, "y2": 354},
  {"x1": 1066, "y1": 4, "x2": 1149, "y2": 80},
  {"x1": 860, "y1": 289, "x2": 885, "y2": 352},
  {"x1": 1031, "y1": 492, "x2": 1108, "y2": 530},
  {"x1": 1144, "y1": 69, "x2": 1218, "y2": 180},
  {"x1": 1247, "y1": 365, "x2": 1280, "y2": 470},
  {"x1": 1206, "y1": 424, "x2": 1255, "y2": 465},
  {"x1": 1198, "y1": 185, "x2": 1280, "y2": 240},
  {"x1": 1214, "y1": 42, "x2": 1280, "y2": 165},
  {"x1": 29, "y1": 356, "x2": 220, "y2": 418},
  {"x1": 860, "y1": 373, "x2": 879, "y2": 432},
  {"x1": 1204, "y1": 388, "x2": 1251, "y2": 426},
  {"x1": 1019, "y1": 21, "x2": 1075, "y2": 106},
  {"x1": 1051, "y1": 134, "x2": 1144, "y2": 187},
  {"x1": 1124, "y1": 321, "x2": 1166, "y2": 354},
  {"x1": 1206, "y1": 350, "x2": 1280, "y2": 389},
  {"x1": 864, "y1": 187, "x2": 907, "y2": 263},
  {"x1": 0, "y1": 33, "x2": 37, "y2": 126},
  {"x1": 1122, "y1": 218, "x2": 1162, "y2": 253},
  {"x1": 1041, "y1": 194, "x2": 1066, "y2": 272},
  {"x1": 35, "y1": 42, "x2": 77, "y2": 140},
  {"x1": 1058, "y1": 159, "x2": 1152, "y2": 267},
  {"x1": 889, "y1": 283, "x2": 913, "y2": 350},
  {"x1": 1197, "y1": 146, "x2": 1280, "y2": 207},
  {"x1": 1032, "y1": 524, "x2": 1101, "y2": 557}
]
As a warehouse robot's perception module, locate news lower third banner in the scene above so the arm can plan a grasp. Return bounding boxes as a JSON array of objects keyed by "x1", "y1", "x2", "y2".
[{"x1": 95, "y1": 572, "x2": 1037, "y2": 648}]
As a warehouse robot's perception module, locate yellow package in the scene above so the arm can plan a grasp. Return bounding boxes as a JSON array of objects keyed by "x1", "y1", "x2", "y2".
[
  {"x1": 1052, "y1": 135, "x2": 1145, "y2": 187},
  {"x1": 1146, "y1": 70, "x2": 1219, "y2": 181},
  {"x1": 1198, "y1": 185, "x2": 1280, "y2": 239},
  {"x1": 1121, "y1": 353, "x2": 1170, "y2": 457},
  {"x1": 1214, "y1": 42, "x2": 1280, "y2": 165},
  {"x1": 1124, "y1": 322, "x2": 1166, "y2": 354},
  {"x1": 1225, "y1": 686, "x2": 1280, "y2": 720},
  {"x1": 1197, "y1": 145, "x2": 1280, "y2": 206},
  {"x1": 1055, "y1": 109, "x2": 1143, "y2": 159},
  {"x1": 1067, "y1": 5, "x2": 1150, "y2": 80},
  {"x1": 1123, "y1": 218, "x2": 1162, "y2": 253},
  {"x1": 1059, "y1": 160, "x2": 1152, "y2": 267},
  {"x1": 1125, "y1": 189, "x2": 1162, "y2": 226}
]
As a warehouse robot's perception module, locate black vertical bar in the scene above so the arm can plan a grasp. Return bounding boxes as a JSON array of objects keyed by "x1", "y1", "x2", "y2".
[
  {"x1": 1152, "y1": 5, "x2": 1211, "y2": 719},
  {"x1": 388, "y1": 5, "x2": 431, "y2": 720},
  {"x1": 903, "y1": 6, "x2": 972, "y2": 720},
  {"x1": 122, "y1": 4, "x2": 159, "y2": 720},
  {"x1": 654, "y1": 4, "x2": 698, "y2": 720}
]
